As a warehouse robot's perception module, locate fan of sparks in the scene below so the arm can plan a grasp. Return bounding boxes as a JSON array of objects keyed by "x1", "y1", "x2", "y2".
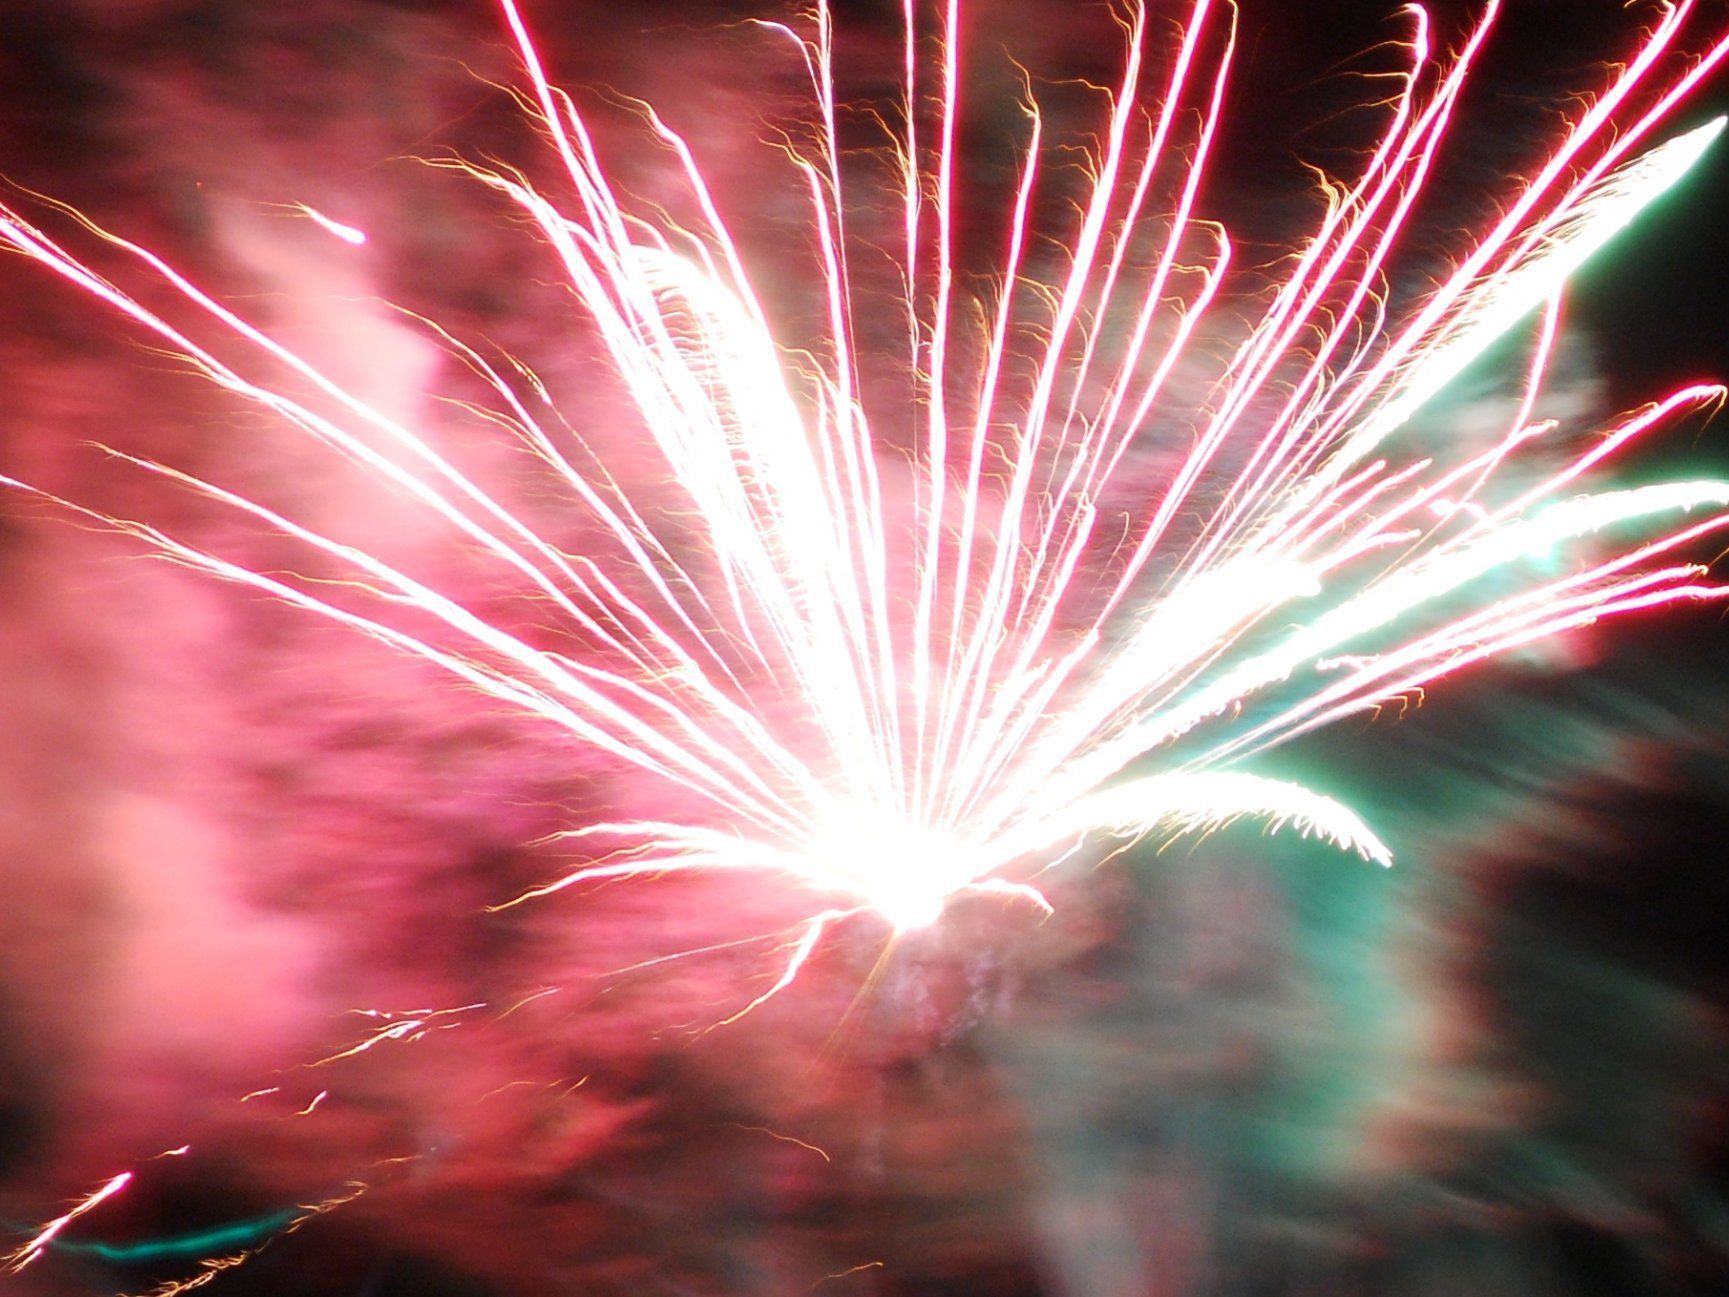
[{"x1": 3, "y1": 0, "x2": 1729, "y2": 999}]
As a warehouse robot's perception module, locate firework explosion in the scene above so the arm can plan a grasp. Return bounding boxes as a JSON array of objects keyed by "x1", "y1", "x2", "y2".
[
  {"x1": 4, "y1": 0, "x2": 1726, "y2": 979},
  {"x1": 2, "y1": 0, "x2": 1729, "y2": 1290}
]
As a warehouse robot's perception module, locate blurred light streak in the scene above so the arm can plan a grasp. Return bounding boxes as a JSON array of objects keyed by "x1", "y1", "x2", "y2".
[
  {"x1": 285, "y1": 201, "x2": 367, "y2": 246},
  {"x1": 4, "y1": 1171, "x2": 133, "y2": 1273}
]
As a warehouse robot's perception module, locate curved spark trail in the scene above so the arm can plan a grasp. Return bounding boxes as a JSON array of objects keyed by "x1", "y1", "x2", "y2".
[{"x1": 1, "y1": 0, "x2": 1728, "y2": 1005}]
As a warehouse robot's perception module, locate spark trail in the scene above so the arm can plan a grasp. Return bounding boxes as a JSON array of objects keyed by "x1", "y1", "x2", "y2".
[
  {"x1": 3, "y1": 1172, "x2": 132, "y2": 1273},
  {"x1": 2, "y1": 0, "x2": 1728, "y2": 1006}
]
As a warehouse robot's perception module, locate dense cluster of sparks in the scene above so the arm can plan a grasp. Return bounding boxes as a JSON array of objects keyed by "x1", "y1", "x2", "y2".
[{"x1": 3, "y1": 0, "x2": 1728, "y2": 1017}]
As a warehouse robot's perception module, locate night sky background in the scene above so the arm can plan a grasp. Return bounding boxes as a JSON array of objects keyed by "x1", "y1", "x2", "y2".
[{"x1": 4, "y1": 2, "x2": 1729, "y2": 1295}]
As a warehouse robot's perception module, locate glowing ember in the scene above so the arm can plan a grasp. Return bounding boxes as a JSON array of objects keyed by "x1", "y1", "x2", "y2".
[
  {"x1": 286, "y1": 201, "x2": 368, "y2": 247},
  {"x1": 1, "y1": 0, "x2": 1726, "y2": 1010}
]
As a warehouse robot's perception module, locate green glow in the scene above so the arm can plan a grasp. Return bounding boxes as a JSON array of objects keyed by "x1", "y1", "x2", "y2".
[
  {"x1": 2, "y1": 1208, "x2": 299, "y2": 1265},
  {"x1": 1339, "y1": 115, "x2": 1727, "y2": 472}
]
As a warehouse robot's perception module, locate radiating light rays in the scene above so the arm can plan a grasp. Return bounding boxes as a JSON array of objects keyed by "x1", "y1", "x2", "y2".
[
  {"x1": 1325, "y1": 116, "x2": 1729, "y2": 482},
  {"x1": 1, "y1": 0, "x2": 1727, "y2": 1014}
]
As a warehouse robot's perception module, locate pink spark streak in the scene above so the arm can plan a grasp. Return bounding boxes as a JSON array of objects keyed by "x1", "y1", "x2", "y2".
[{"x1": 4, "y1": 1171, "x2": 132, "y2": 1273}]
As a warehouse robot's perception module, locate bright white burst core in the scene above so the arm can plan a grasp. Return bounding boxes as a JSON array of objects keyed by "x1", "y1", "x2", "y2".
[{"x1": 812, "y1": 818, "x2": 972, "y2": 932}]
